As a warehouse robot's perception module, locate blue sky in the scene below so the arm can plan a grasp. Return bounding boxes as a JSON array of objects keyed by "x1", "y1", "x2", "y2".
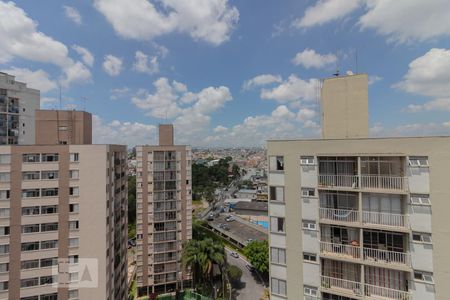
[{"x1": 1, "y1": 0, "x2": 450, "y2": 146}]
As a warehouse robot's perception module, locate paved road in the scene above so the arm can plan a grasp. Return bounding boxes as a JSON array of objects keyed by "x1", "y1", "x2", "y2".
[{"x1": 225, "y1": 248, "x2": 265, "y2": 300}]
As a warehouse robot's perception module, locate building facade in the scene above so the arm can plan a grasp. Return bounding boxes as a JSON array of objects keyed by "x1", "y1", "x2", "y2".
[
  {"x1": 136, "y1": 125, "x2": 192, "y2": 297},
  {"x1": 267, "y1": 74, "x2": 450, "y2": 300},
  {"x1": 0, "y1": 72, "x2": 40, "y2": 145}
]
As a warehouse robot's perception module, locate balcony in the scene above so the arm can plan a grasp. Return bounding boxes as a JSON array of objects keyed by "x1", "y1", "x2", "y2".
[
  {"x1": 365, "y1": 284, "x2": 411, "y2": 300},
  {"x1": 320, "y1": 276, "x2": 362, "y2": 298},
  {"x1": 362, "y1": 211, "x2": 408, "y2": 230},
  {"x1": 319, "y1": 175, "x2": 359, "y2": 189},
  {"x1": 320, "y1": 241, "x2": 360, "y2": 261},
  {"x1": 363, "y1": 248, "x2": 410, "y2": 269},
  {"x1": 320, "y1": 208, "x2": 359, "y2": 224},
  {"x1": 361, "y1": 175, "x2": 407, "y2": 192}
]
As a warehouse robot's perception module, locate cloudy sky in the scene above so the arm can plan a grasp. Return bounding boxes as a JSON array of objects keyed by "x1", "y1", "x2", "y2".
[{"x1": 1, "y1": 0, "x2": 450, "y2": 146}]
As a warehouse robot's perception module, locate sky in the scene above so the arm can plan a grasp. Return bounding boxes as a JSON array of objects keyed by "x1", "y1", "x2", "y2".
[{"x1": 1, "y1": 0, "x2": 450, "y2": 147}]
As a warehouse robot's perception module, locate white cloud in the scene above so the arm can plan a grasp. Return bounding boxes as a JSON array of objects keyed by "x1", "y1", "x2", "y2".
[
  {"x1": 359, "y1": 0, "x2": 450, "y2": 43},
  {"x1": 242, "y1": 74, "x2": 282, "y2": 90},
  {"x1": 93, "y1": 115, "x2": 157, "y2": 146},
  {"x1": 41, "y1": 97, "x2": 59, "y2": 107},
  {"x1": 368, "y1": 75, "x2": 382, "y2": 85},
  {"x1": 94, "y1": 0, "x2": 239, "y2": 46},
  {"x1": 0, "y1": 2, "x2": 91, "y2": 87},
  {"x1": 292, "y1": 49, "x2": 337, "y2": 69},
  {"x1": 1, "y1": 67, "x2": 56, "y2": 93},
  {"x1": 110, "y1": 87, "x2": 131, "y2": 100},
  {"x1": 133, "y1": 51, "x2": 159, "y2": 75},
  {"x1": 396, "y1": 49, "x2": 450, "y2": 98},
  {"x1": 293, "y1": 0, "x2": 361, "y2": 28},
  {"x1": 213, "y1": 125, "x2": 228, "y2": 133},
  {"x1": 404, "y1": 99, "x2": 450, "y2": 113},
  {"x1": 103, "y1": 55, "x2": 123, "y2": 76},
  {"x1": 371, "y1": 121, "x2": 450, "y2": 137},
  {"x1": 260, "y1": 75, "x2": 319, "y2": 104},
  {"x1": 63, "y1": 5, "x2": 82, "y2": 25},
  {"x1": 72, "y1": 45, "x2": 94, "y2": 67},
  {"x1": 297, "y1": 108, "x2": 317, "y2": 122}
]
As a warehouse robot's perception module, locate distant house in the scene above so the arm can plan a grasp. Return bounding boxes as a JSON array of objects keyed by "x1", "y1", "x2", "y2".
[
  {"x1": 234, "y1": 201, "x2": 268, "y2": 216},
  {"x1": 235, "y1": 188, "x2": 257, "y2": 200}
]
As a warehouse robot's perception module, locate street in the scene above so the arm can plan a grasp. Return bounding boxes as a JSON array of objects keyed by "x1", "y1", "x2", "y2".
[{"x1": 225, "y1": 248, "x2": 266, "y2": 300}]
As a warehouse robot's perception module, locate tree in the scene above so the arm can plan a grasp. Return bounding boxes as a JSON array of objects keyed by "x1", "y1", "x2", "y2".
[
  {"x1": 227, "y1": 265, "x2": 242, "y2": 286},
  {"x1": 232, "y1": 164, "x2": 240, "y2": 179},
  {"x1": 243, "y1": 240, "x2": 269, "y2": 274}
]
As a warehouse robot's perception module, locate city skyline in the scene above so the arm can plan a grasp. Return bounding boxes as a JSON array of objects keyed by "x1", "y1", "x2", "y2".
[{"x1": 1, "y1": 0, "x2": 450, "y2": 147}]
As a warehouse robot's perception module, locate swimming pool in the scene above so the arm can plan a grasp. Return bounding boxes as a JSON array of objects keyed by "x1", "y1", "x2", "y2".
[{"x1": 255, "y1": 221, "x2": 269, "y2": 229}]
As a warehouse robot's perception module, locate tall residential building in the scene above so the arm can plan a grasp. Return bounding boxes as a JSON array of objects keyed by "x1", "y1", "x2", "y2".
[
  {"x1": 268, "y1": 74, "x2": 450, "y2": 300},
  {"x1": 136, "y1": 124, "x2": 192, "y2": 297},
  {"x1": 0, "y1": 72, "x2": 40, "y2": 145},
  {"x1": 0, "y1": 111, "x2": 128, "y2": 300}
]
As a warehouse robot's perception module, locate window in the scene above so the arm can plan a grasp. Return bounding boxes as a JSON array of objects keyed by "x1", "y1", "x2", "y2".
[
  {"x1": 23, "y1": 154, "x2": 40, "y2": 163},
  {"x1": 41, "y1": 223, "x2": 58, "y2": 232},
  {"x1": 0, "y1": 226, "x2": 9, "y2": 236},
  {"x1": 41, "y1": 205, "x2": 58, "y2": 214},
  {"x1": 302, "y1": 220, "x2": 317, "y2": 231},
  {"x1": 270, "y1": 217, "x2": 285, "y2": 233},
  {"x1": 20, "y1": 277, "x2": 39, "y2": 288},
  {"x1": 21, "y1": 242, "x2": 39, "y2": 252},
  {"x1": 69, "y1": 238, "x2": 79, "y2": 248},
  {"x1": 22, "y1": 224, "x2": 40, "y2": 234},
  {"x1": 42, "y1": 153, "x2": 59, "y2": 162},
  {"x1": 0, "y1": 190, "x2": 9, "y2": 200},
  {"x1": 69, "y1": 187, "x2": 79, "y2": 196},
  {"x1": 40, "y1": 293, "x2": 58, "y2": 300},
  {"x1": 0, "y1": 263, "x2": 8, "y2": 273},
  {"x1": 21, "y1": 297, "x2": 38, "y2": 300},
  {"x1": 409, "y1": 156, "x2": 429, "y2": 167},
  {"x1": 410, "y1": 194, "x2": 431, "y2": 205},
  {"x1": 0, "y1": 172, "x2": 10, "y2": 182},
  {"x1": 69, "y1": 221, "x2": 79, "y2": 230},
  {"x1": 269, "y1": 186, "x2": 284, "y2": 202},
  {"x1": 269, "y1": 156, "x2": 284, "y2": 171},
  {"x1": 300, "y1": 156, "x2": 315, "y2": 165},
  {"x1": 271, "y1": 278, "x2": 286, "y2": 296},
  {"x1": 0, "y1": 154, "x2": 10, "y2": 164},
  {"x1": 21, "y1": 260, "x2": 39, "y2": 270},
  {"x1": 414, "y1": 271, "x2": 434, "y2": 284},
  {"x1": 41, "y1": 188, "x2": 58, "y2": 197},
  {"x1": 22, "y1": 206, "x2": 40, "y2": 216},
  {"x1": 304, "y1": 286, "x2": 318, "y2": 297},
  {"x1": 69, "y1": 272, "x2": 78, "y2": 282},
  {"x1": 301, "y1": 188, "x2": 315, "y2": 197},
  {"x1": 40, "y1": 275, "x2": 56, "y2": 285},
  {"x1": 270, "y1": 247, "x2": 286, "y2": 265},
  {"x1": 0, "y1": 281, "x2": 8, "y2": 291},
  {"x1": 0, "y1": 208, "x2": 9, "y2": 217},
  {"x1": 41, "y1": 171, "x2": 58, "y2": 180},
  {"x1": 412, "y1": 232, "x2": 432, "y2": 244},
  {"x1": 69, "y1": 170, "x2": 79, "y2": 179},
  {"x1": 70, "y1": 153, "x2": 79, "y2": 162},
  {"x1": 40, "y1": 258, "x2": 58, "y2": 268},
  {"x1": 69, "y1": 255, "x2": 79, "y2": 264},
  {"x1": 0, "y1": 244, "x2": 9, "y2": 254},
  {"x1": 22, "y1": 189, "x2": 40, "y2": 198},
  {"x1": 22, "y1": 171, "x2": 40, "y2": 180},
  {"x1": 41, "y1": 240, "x2": 58, "y2": 250},
  {"x1": 69, "y1": 290, "x2": 79, "y2": 299},
  {"x1": 303, "y1": 252, "x2": 317, "y2": 262},
  {"x1": 69, "y1": 203, "x2": 79, "y2": 213}
]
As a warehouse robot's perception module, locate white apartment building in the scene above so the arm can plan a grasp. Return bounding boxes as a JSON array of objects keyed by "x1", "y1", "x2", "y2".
[
  {"x1": 268, "y1": 74, "x2": 450, "y2": 300},
  {"x1": 0, "y1": 72, "x2": 40, "y2": 145}
]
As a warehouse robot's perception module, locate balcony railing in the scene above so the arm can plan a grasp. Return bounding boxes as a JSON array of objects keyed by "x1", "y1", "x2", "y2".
[
  {"x1": 318, "y1": 175, "x2": 359, "y2": 188},
  {"x1": 365, "y1": 284, "x2": 411, "y2": 300},
  {"x1": 361, "y1": 175, "x2": 407, "y2": 191},
  {"x1": 321, "y1": 276, "x2": 362, "y2": 296},
  {"x1": 319, "y1": 208, "x2": 359, "y2": 223},
  {"x1": 362, "y1": 211, "x2": 408, "y2": 228},
  {"x1": 320, "y1": 241, "x2": 360, "y2": 259},
  {"x1": 363, "y1": 248, "x2": 410, "y2": 267}
]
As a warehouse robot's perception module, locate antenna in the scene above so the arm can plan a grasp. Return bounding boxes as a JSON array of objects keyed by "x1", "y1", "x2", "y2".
[{"x1": 81, "y1": 96, "x2": 87, "y2": 111}]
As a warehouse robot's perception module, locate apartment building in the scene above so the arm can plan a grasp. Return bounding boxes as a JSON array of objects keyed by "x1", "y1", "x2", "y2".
[
  {"x1": 268, "y1": 74, "x2": 450, "y2": 300},
  {"x1": 136, "y1": 124, "x2": 192, "y2": 297},
  {"x1": 0, "y1": 111, "x2": 128, "y2": 300},
  {"x1": 0, "y1": 72, "x2": 40, "y2": 145}
]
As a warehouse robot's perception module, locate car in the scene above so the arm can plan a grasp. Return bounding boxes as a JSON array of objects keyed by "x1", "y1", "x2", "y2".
[
  {"x1": 225, "y1": 215, "x2": 235, "y2": 222},
  {"x1": 217, "y1": 223, "x2": 224, "y2": 228},
  {"x1": 245, "y1": 264, "x2": 255, "y2": 272},
  {"x1": 246, "y1": 238, "x2": 253, "y2": 244},
  {"x1": 230, "y1": 252, "x2": 239, "y2": 258},
  {"x1": 207, "y1": 213, "x2": 214, "y2": 221},
  {"x1": 222, "y1": 225, "x2": 230, "y2": 231}
]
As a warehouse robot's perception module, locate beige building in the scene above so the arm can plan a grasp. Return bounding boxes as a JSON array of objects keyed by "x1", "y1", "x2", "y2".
[
  {"x1": 268, "y1": 74, "x2": 450, "y2": 300},
  {"x1": 0, "y1": 72, "x2": 40, "y2": 145},
  {"x1": 136, "y1": 124, "x2": 192, "y2": 296},
  {"x1": 0, "y1": 111, "x2": 128, "y2": 300}
]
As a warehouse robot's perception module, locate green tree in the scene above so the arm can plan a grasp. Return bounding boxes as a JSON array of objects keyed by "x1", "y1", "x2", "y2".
[
  {"x1": 243, "y1": 240, "x2": 269, "y2": 274},
  {"x1": 227, "y1": 265, "x2": 242, "y2": 286},
  {"x1": 232, "y1": 164, "x2": 240, "y2": 179}
]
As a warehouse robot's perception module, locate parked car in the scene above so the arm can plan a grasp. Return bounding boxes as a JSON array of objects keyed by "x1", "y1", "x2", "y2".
[
  {"x1": 207, "y1": 213, "x2": 214, "y2": 221},
  {"x1": 230, "y1": 252, "x2": 239, "y2": 258},
  {"x1": 225, "y1": 215, "x2": 235, "y2": 222},
  {"x1": 246, "y1": 264, "x2": 255, "y2": 272},
  {"x1": 246, "y1": 238, "x2": 253, "y2": 244}
]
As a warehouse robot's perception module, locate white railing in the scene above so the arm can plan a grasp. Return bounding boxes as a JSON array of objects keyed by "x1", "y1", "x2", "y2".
[
  {"x1": 363, "y1": 248, "x2": 410, "y2": 267},
  {"x1": 320, "y1": 241, "x2": 360, "y2": 259},
  {"x1": 361, "y1": 175, "x2": 407, "y2": 191},
  {"x1": 320, "y1": 208, "x2": 360, "y2": 223},
  {"x1": 365, "y1": 284, "x2": 411, "y2": 300},
  {"x1": 318, "y1": 175, "x2": 359, "y2": 188},
  {"x1": 321, "y1": 276, "x2": 362, "y2": 296},
  {"x1": 362, "y1": 211, "x2": 408, "y2": 228}
]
